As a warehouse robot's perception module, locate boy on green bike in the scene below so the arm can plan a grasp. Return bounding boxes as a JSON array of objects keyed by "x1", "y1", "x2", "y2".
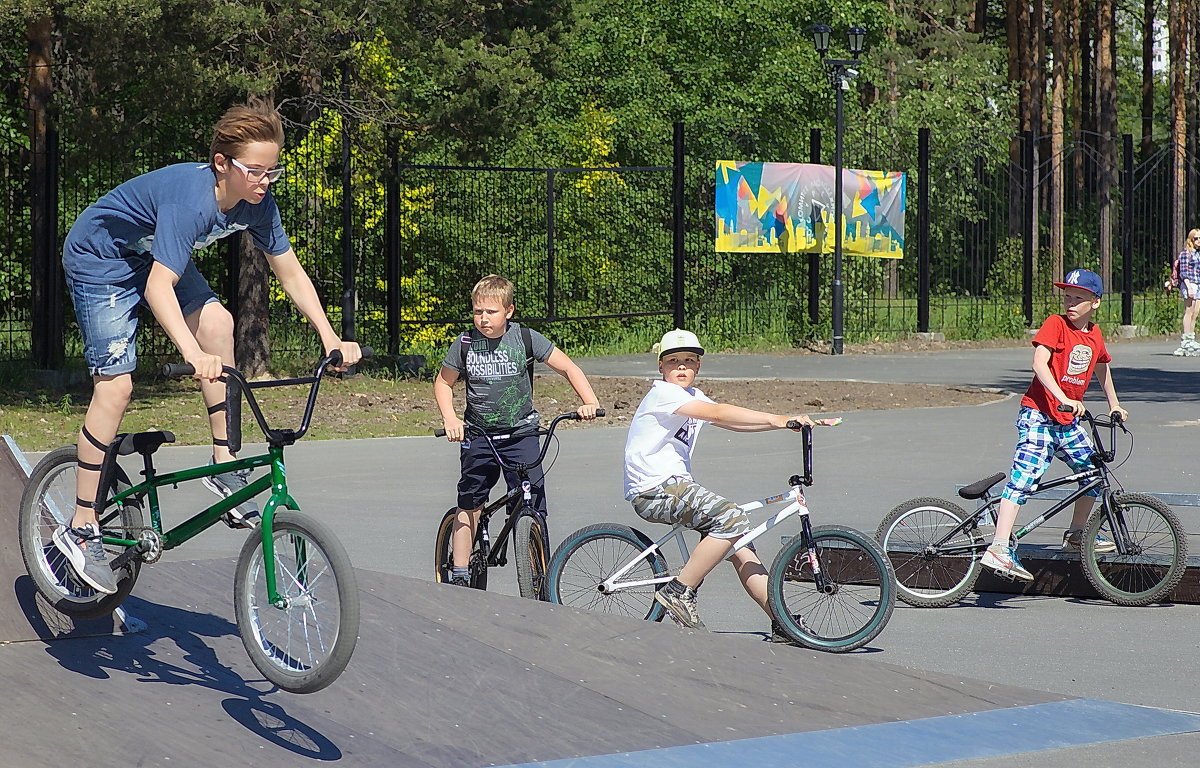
[
  {"x1": 434, "y1": 274, "x2": 600, "y2": 587},
  {"x1": 56, "y1": 99, "x2": 361, "y2": 594},
  {"x1": 623, "y1": 329, "x2": 812, "y2": 635},
  {"x1": 982, "y1": 269, "x2": 1128, "y2": 582}
]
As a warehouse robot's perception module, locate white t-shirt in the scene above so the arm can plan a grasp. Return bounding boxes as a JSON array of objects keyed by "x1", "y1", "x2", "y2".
[{"x1": 623, "y1": 380, "x2": 716, "y2": 500}]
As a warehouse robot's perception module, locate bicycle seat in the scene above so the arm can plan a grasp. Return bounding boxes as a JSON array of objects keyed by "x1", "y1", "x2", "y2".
[
  {"x1": 958, "y1": 472, "x2": 1006, "y2": 500},
  {"x1": 115, "y1": 430, "x2": 176, "y2": 457}
]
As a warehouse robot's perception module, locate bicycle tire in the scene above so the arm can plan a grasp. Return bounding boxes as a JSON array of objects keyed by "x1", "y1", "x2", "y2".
[
  {"x1": 433, "y1": 508, "x2": 488, "y2": 590},
  {"x1": 1081, "y1": 493, "x2": 1188, "y2": 606},
  {"x1": 546, "y1": 523, "x2": 669, "y2": 621},
  {"x1": 513, "y1": 512, "x2": 548, "y2": 600},
  {"x1": 18, "y1": 445, "x2": 144, "y2": 620},
  {"x1": 768, "y1": 524, "x2": 896, "y2": 653},
  {"x1": 876, "y1": 497, "x2": 984, "y2": 608},
  {"x1": 234, "y1": 510, "x2": 360, "y2": 694}
]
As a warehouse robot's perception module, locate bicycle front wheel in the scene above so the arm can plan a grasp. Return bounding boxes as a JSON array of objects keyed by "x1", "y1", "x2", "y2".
[
  {"x1": 768, "y1": 524, "x2": 895, "y2": 653},
  {"x1": 514, "y1": 512, "x2": 548, "y2": 600},
  {"x1": 434, "y1": 508, "x2": 488, "y2": 590},
  {"x1": 18, "y1": 446, "x2": 144, "y2": 620},
  {"x1": 234, "y1": 511, "x2": 360, "y2": 694},
  {"x1": 546, "y1": 524, "x2": 669, "y2": 621},
  {"x1": 1082, "y1": 493, "x2": 1188, "y2": 607},
  {"x1": 876, "y1": 497, "x2": 984, "y2": 608}
]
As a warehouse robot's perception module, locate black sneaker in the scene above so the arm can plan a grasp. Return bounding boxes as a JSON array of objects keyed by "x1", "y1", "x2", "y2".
[
  {"x1": 201, "y1": 459, "x2": 260, "y2": 528},
  {"x1": 768, "y1": 616, "x2": 810, "y2": 644}
]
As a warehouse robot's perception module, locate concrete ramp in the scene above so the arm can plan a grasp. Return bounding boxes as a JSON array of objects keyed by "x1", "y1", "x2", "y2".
[
  {"x1": 4, "y1": 555, "x2": 1197, "y2": 767},
  {"x1": 0, "y1": 436, "x2": 123, "y2": 644}
]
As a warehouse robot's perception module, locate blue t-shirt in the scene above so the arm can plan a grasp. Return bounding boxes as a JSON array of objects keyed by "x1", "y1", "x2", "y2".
[{"x1": 63, "y1": 162, "x2": 290, "y2": 284}]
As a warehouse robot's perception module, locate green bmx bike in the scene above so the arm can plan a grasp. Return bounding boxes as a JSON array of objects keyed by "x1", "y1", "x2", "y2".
[{"x1": 18, "y1": 351, "x2": 365, "y2": 693}]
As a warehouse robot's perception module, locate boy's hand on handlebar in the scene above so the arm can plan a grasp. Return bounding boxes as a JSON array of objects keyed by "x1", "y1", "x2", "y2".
[
  {"x1": 780, "y1": 414, "x2": 814, "y2": 430},
  {"x1": 1110, "y1": 405, "x2": 1129, "y2": 423},
  {"x1": 326, "y1": 340, "x2": 362, "y2": 370},
  {"x1": 576, "y1": 403, "x2": 600, "y2": 420},
  {"x1": 187, "y1": 352, "x2": 224, "y2": 382},
  {"x1": 442, "y1": 416, "x2": 465, "y2": 443},
  {"x1": 1058, "y1": 398, "x2": 1086, "y2": 417}
]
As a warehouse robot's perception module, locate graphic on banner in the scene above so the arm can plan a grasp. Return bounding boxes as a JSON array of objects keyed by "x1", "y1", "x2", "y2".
[{"x1": 714, "y1": 161, "x2": 905, "y2": 257}]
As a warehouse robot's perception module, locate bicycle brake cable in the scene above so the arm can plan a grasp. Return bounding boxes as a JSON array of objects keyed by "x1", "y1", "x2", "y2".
[{"x1": 542, "y1": 433, "x2": 563, "y2": 476}]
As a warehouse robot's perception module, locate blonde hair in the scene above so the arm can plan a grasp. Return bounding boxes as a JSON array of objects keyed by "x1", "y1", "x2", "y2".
[
  {"x1": 210, "y1": 97, "x2": 285, "y2": 162},
  {"x1": 472, "y1": 274, "x2": 515, "y2": 307},
  {"x1": 1187, "y1": 229, "x2": 1200, "y2": 250}
]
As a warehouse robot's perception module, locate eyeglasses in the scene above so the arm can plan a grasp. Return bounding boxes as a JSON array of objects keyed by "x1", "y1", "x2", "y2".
[{"x1": 230, "y1": 157, "x2": 284, "y2": 183}]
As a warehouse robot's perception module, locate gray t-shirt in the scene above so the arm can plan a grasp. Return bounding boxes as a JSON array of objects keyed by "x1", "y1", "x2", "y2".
[
  {"x1": 441, "y1": 322, "x2": 555, "y2": 435},
  {"x1": 63, "y1": 162, "x2": 290, "y2": 285}
]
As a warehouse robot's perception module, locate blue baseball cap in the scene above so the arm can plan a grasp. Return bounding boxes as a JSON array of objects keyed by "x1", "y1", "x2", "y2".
[{"x1": 1053, "y1": 268, "x2": 1103, "y2": 298}]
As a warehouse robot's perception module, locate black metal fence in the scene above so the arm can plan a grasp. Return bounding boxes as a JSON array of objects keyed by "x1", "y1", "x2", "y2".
[{"x1": 2, "y1": 108, "x2": 1191, "y2": 370}]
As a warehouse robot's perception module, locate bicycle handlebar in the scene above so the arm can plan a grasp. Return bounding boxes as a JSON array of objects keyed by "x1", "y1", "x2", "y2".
[
  {"x1": 1054, "y1": 404, "x2": 1125, "y2": 462},
  {"x1": 434, "y1": 410, "x2": 605, "y2": 474},
  {"x1": 162, "y1": 347, "x2": 374, "y2": 447}
]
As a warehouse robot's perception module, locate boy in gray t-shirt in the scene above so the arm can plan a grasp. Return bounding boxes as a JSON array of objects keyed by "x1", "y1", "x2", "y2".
[{"x1": 434, "y1": 275, "x2": 600, "y2": 587}]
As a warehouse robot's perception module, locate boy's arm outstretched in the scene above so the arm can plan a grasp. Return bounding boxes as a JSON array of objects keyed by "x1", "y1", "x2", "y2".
[
  {"x1": 676, "y1": 400, "x2": 813, "y2": 432},
  {"x1": 543, "y1": 349, "x2": 600, "y2": 419}
]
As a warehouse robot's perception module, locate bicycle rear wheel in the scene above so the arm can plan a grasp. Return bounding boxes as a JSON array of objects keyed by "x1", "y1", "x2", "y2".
[
  {"x1": 876, "y1": 497, "x2": 984, "y2": 608},
  {"x1": 513, "y1": 512, "x2": 548, "y2": 600},
  {"x1": 18, "y1": 446, "x2": 144, "y2": 620},
  {"x1": 1082, "y1": 493, "x2": 1188, "y2": 606},
  {"x1": 768, "y1": 524, "x2": 895, "y2": 652},
  {"x1": 434, "y1": 508, "x2": 488, "y2": 590},
  {"x1": 234, "y1": 511, "x2": 359, "y2": 694},
  {"x1": 546, "y1": 524, "x2": 669, "y2": 621}
]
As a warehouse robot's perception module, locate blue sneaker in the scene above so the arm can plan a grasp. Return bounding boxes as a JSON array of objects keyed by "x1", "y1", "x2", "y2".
[{"x1": 981, "y1": 544, "x2": 1034, "y2": 582}]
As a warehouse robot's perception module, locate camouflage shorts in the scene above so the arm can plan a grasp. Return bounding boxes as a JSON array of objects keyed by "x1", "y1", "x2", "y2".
[{"x1": 630, "y1": 477, "x2": 750, "y2": 540}]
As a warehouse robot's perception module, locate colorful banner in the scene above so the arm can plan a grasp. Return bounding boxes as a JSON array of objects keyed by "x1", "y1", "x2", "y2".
[{"x1": 715, "y1": 161, "x2": 906, "y2": 258}]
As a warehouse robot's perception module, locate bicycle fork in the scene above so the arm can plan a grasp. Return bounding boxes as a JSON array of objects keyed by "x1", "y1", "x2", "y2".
[{"x1": 798, "y1": 514, "x2": 837, "y2": 595}]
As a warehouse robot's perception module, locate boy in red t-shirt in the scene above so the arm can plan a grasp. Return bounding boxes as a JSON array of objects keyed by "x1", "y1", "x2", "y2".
[{"x1": 981, "y1": 269, "x2": 1130, "y2": 581}]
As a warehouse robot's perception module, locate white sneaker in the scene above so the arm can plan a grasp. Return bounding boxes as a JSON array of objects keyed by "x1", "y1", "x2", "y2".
[
  {"x1": 980, "y1": 544, "x2": 1034, "y2": 582},
  {"x1": 51, "y1": 523, "x2": 118, "y2": 594}
]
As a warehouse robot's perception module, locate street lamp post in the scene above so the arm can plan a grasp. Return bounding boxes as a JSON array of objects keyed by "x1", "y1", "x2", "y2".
[{"x1": 812, "y1": 25, "x2": 866, "y2": 355}]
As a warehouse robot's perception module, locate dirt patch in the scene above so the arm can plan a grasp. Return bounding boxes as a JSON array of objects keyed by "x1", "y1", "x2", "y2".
[{"x1": 534, "y1": 376, "x2": 1006, "y2": 429}]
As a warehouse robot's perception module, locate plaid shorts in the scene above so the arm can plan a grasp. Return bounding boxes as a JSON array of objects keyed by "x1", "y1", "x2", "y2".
[
  {"x1": 1001, "y1": 406, "x2": 1098, "y2": 505},
  {"x1": 630, "y1": 477, "x2": 750, "y2": 540}
]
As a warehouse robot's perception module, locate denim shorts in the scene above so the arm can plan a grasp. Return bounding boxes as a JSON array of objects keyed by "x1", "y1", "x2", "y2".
[{"x1": 68, "y1": 259, "x2": 219, "y2": 376}]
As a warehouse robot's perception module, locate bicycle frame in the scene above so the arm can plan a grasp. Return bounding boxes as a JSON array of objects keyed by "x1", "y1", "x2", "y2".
[
  {"x1": 473, "y1": 478, "x2": 543, "y2": 567},
  {"x1": 92, "y1": 351, "x2": 352, "y2": 607},
  {"x1": 600, "y1": 424, "x2": 826, "y2": 595}
]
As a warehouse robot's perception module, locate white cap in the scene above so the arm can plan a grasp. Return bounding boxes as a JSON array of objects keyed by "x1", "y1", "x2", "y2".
[{"x1": 657, "y1": 329, "x2": 704, "y2": 359}]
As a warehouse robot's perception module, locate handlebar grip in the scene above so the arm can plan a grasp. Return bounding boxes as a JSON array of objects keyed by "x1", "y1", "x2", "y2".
[
  {"x1": 1056, "y1": 404, "x2": 1075, "y2": 413},
  {"x1": 786, "y1": 420, "x2": 811, "y2": 430},
  {"x1": 162, "y1": 363, "x2": 196, "y2": 378},
  {"x1": 360, "y1": 346, "x2": 374, "y2": 359},
  {"x1": 571, "y1": 408, "x2": 606, "y2": 419},
  {"x1": 434, "y1": 429, "x2": 447, "y2": 438},
  {"x1": 1110, "y1": 410, "x2": 1124, "y2": 424}
]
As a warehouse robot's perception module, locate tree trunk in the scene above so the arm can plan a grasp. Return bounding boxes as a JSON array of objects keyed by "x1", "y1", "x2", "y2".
[
  {"x1": 234, "y1": 231, "x2": 272, "y2": 378},
  {"x1": 1141, "y1": 0, "x2": 1156, "y2": 159},
  {"x1": 1026, "y1": 0, "x2": 1044, "y2": 274},
  {"x1": 1096, "y1": 0, "x2": 1117, "y2": 289},
  {"x1": 27, "y1": 13, "x2": 60, "y2": 370},
  {"x1": 1050, "y1": 0, "x2": 1068, "y2": 282},
  {"x1": 1007, "y1": 0, "x2": 1025, "y2": 238},
  {"x1": 1169, "y1": 0, "x2": 1188, "y2": 252}
]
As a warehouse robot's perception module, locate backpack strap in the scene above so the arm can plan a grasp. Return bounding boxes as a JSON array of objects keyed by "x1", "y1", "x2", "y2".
[{"x1": 521, "y1": 324, "x2": 535, "y2": 390}]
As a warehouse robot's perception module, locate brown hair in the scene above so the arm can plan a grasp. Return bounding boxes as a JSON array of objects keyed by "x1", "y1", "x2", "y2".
[
  {"x1": 210, "y1": 97, "x2": 285, "y2": 162},
  {"x1": 472, "y1": 274, "x2": 515, "y2": 307}
]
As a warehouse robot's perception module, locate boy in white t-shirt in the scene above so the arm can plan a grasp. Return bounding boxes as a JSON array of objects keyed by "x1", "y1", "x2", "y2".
[{"x1": 623, "y1": 329, "x2": 813, "y2": 634}]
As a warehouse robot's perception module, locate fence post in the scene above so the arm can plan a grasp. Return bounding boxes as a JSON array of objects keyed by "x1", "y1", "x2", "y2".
[
  {"x1": 1022, "y1": 130, "x2": 1034, "y2": 327},
  {"x1": 340, "y1": 65, "x2": 356, "y2": 343},
  {"x1": 1121, "y1": 134, "x2": 1133, "y2": 327},
  {"x1": 808, "y1": 127, "x2": 822, "y2": 328},
  {"x1": 672, "y1": 121, "x2": 685, "y2": 330},
  {"x1": 386, "y1": 135, "x2": 400, "y2": 355},
  {"x1": 917, "y1": 127, "x2": 931, "y2": 333},
  {"x1": 546, "y1": 170, "x2": 557, "y2": 320}
]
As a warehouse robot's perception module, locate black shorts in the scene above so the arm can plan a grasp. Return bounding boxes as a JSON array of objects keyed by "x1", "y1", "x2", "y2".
[{"x1": 457, "y1": 432, "x2": 547, "y2": 516}]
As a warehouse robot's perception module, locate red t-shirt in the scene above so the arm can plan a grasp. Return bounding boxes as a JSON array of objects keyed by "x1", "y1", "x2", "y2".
[{"x1": 1020, "y1": 313, "x2": 1111, "y2": 425}]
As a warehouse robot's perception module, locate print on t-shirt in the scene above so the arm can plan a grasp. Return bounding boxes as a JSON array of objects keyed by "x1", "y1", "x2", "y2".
[
  {"x1": 1065, "y1": 344, "x2": 1092, "y2": 377},
  {"x1": 673, "y1": 421, "x2": 698, "y2": 447}
]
